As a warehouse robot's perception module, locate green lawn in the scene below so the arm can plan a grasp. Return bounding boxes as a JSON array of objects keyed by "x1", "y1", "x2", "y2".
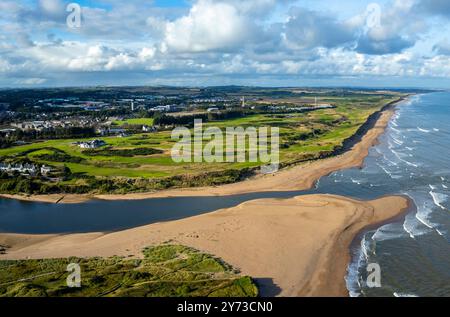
[{"x1": 113, "y1": 118, "x2": 154, "y2": 126}]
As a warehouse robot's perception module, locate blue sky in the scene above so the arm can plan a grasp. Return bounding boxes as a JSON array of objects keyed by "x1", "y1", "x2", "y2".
[{"x1": 1, "y1": 0, "x2": 450, "y2": 88}]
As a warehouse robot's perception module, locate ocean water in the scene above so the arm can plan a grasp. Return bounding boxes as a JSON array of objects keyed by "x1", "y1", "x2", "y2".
[
  {"x1": 314, "y1": 92, "x2": 450, "y2": 297},
  {"x1": 1, "y1": 92, "x2": 449, "y2": 296}
]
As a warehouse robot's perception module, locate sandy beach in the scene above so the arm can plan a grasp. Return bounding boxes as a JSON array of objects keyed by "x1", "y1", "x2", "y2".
[
  {"x1": 0, "y1": 194, "x2": 409, "y2": 297},
  {"x1": 0, "y1": 103, "x2": 398, "y2": 204}
]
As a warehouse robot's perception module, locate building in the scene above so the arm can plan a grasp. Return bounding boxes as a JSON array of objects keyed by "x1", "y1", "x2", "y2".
[
  {"x1": 142, "y1": 125, "x2": 156, "y2": 132},
  {"x1": 0, "y1": 128, "x2": 16, "y2": 137},
  {"x1": 0, "y1": 162, "x2": 38, "y2": 175},
  {"x1": 77, "y1": 139, "x2": 106, "y2": 149},
  {"x1": 40, "y1": 165, "x2": 56, "y2": 176},
  {"x1": 11, "y1": 120, "x2": 63, "y2": 131},
  {"x1": 151, "y1": 105, "x2": 183, "y2": 112},
  {"x1": 97, "y1": 128, "x2": 127, "y2": 136},
  {"x1": 108, "y1": 128, "x2": 127, "y2": 135},
  {"x1": 118, "y1": 132, "x2": 131, "y2": 138}
]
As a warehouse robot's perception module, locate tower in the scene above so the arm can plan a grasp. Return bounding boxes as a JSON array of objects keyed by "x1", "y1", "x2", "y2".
[
  {"x1": 131, "y1": 101, "x2": 135, "y2": 111},
  {"x1": 241, "y1": 96, "x2": 246, "y2": 108}
]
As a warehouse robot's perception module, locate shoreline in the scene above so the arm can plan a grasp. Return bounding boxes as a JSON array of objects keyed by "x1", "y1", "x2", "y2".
[
  {"x1": 0, "y1": 98, "x2": 405, "y2": 204},
  {"x1": 346, "y1": 196, "x2": 414, "y2": 296},
  {"x1": 0, "y1": 194, "x2": 410, "y2": 297}
]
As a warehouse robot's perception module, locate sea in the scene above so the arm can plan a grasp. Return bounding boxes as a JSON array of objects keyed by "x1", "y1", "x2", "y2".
[
  {"x1": 316, "y1": 92, "x2": 450, "y2": 297},
  {"x1": 1, "y1": 91, "x2": 449, "y2": 296}
]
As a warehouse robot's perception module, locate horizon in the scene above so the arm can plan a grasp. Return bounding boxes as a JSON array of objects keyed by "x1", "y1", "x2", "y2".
[{"x1": 0, "y1": 84, "x2": 446, "y2": 91}]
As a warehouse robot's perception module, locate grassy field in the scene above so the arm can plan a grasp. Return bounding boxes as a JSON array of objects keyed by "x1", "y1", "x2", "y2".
[
  {"x1": 0, "y1": 245, "x2": 258, "y2": 297},
  {"x1": 0, "y1": 95, "x2": 400, "y2": 194}
]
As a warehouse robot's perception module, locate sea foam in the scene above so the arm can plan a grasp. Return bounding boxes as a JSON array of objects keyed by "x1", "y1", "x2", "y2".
[
  {"x1": 429, "y1": 191, "x2": 448, "y2": 210},
  {"x1": 418, "y1": 127, "x2": 431, "y2": 133},
  {"x1": 393, "y1": 292, "x2": 419, "y2": 297}
]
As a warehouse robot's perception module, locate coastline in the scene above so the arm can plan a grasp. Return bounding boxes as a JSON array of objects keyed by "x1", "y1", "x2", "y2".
[
  {"x1": 0, "y1": 194, "x2": 410, "y2": 297},
  {"x1": 0, "y1": 98, "x2": 404, "y2": 204}
]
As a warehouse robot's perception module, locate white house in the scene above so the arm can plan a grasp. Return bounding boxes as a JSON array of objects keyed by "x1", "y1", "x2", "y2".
[
  {"x1": 78, "y1": 139, "x2": 106, "y2": 149},
  {"x1": 40, "y1": 165, "x2": 55, "y2": 175},
  {"x1": 0, "y1": 163, "x2": 38, "y2": 175},
  {"x1": 142, "y1": 125, "x2": 156, "y2": 132}
]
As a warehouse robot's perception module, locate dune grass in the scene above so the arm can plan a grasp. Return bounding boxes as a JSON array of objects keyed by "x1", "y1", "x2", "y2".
[{"x1": 0, "y1": 245, "x2": 258, "y2": 297}]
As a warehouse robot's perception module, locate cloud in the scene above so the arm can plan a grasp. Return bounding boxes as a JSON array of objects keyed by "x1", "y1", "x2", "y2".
[
  {"x1": 354, "y1": 0, "x2": 424, "y2": 55},
  {"x1": 416, "y1": 0, "x2": 450, "y2": 18},
  {"x1": 355, "y1": 35, "x2": 415, "y2": 55},
  {"x1": 161, "y1": 0, "x2": 255, "y2": 53},
  {"x1": 282, "y1": 7, "x2": 355, "y2": 51},
  {"x1": 19, "y1": 42, "x2": 159, "y2": 72},
  {"x1": 433, "y1": 40, "x2": 450, "y2": 55},
  {"x1": 15, "y1": 33, "x2": 36, "y2": 48},
  {"x1": 39, "y1": 0, "x2": 64, "y2": 16},
  {"x1": 1, "y1": 0, "x2": 450, "y2": 87},
  {"x1": 420, "y1": 55, "x2": 450, "y2": 77},
  {"x1": 213, "y1": 0, "x2": 293, "y2": 17},
  {"x1": 14, "y1": 77, "x2": 47, "y2": 85}
]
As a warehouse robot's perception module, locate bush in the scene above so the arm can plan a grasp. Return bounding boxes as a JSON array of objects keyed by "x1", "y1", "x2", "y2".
[
  {"x1": 82, "y1": 147, "x2": 163, "y2": 157},
  {"x1": 35, "y1": 152, "x2": 84, "y2": 163}
]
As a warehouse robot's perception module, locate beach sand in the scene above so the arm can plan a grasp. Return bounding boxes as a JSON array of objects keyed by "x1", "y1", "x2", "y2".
[
  {"x1": 0, "y1": 194, "x2": 409, "y2": 297},
  {"x1": 0, "y1": 194, "x2": 91, "y2": 204},
  {"x1": 0, "y1": 106, "x2": 397, "y2": 204}
]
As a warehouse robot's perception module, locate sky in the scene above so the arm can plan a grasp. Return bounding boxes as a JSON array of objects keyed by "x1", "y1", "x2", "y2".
[{"x1": 1, "y1": 0, "x2": 450, "y2": 88}]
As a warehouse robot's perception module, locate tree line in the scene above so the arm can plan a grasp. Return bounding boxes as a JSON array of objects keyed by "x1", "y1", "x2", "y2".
[
  {"x1": 153, "y1": 110, "x2": 245, "y2": 126},
  {"x1": 0, "y1": 127, "x2": 96, "y2": 148}
]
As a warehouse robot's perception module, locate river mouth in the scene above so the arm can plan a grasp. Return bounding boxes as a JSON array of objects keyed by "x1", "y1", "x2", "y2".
[
  {"x1": 0, "y1": 174, "x2": 415, "y2": 234},
  {"x1": 0, "y1": 189, "x2": 321, "y2": 234}
]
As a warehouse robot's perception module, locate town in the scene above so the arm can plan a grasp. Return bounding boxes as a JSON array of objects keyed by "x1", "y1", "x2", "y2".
[{"x1": 0, "y1": 86, "x2": 337, "y2": 149}]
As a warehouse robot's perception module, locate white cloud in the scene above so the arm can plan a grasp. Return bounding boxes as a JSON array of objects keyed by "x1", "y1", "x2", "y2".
[
  {"x1": 354, "y1": 0, "x2": 426, "y2": 55},
  {"x1": 39, "y1": 0, "x2": 64, "y2": 15},
  {"x1": 421, "y1": 55, "x2": 450, "y2": 77},
  {"x1": 139, "y1": 47, "x2": 156, "y2": 60},
  {"x1": 162, "y1": 0, "x2": 252, "y2": 52},
  {"x1": 14, "y1": 77, "x2": 47, "y2": 85}
]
